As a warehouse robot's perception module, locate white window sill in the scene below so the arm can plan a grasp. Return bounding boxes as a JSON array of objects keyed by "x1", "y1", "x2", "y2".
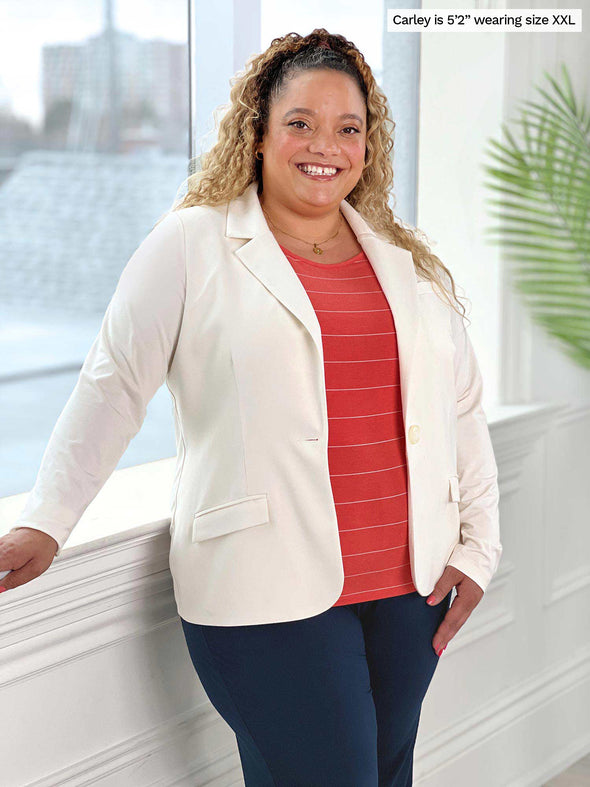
[
  {"x1": 0, "y1": 402, "x2": 563, "y2": 559},
  {"x1": 0, "y1": 457, "x2": 176, "y2": 559},
  {"x1": 486, "y1": 400, "x2": 565, "y2": 426}
]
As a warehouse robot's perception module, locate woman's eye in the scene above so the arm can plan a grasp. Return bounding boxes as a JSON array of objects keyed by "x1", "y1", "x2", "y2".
[{"x1": 288, "y1": 121, "x2": 360, "y2": 134}]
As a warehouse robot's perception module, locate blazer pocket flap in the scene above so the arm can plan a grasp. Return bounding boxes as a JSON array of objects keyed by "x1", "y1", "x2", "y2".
[
  {"x1": 449, "y1": 475, "x2": 461, "y2": 503},
  {"x1": 193, "y1": 493, "x2": 269, "y2": 542}
]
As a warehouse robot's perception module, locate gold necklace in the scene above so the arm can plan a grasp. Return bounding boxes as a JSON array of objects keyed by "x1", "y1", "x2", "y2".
[{"x1": 261, "y1": 205, "x2": 343, "y2": 255}]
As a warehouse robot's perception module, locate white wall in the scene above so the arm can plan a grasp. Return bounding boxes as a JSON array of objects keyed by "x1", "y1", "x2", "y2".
[
  {"x1": 501, "y1": 0, "x2": 590, "y2": 406},
  {"x1": 417, "y1": 0, "x2": 506, "y2": 409},
  {"x1": 419, "y1": 0, "x2": 590, "y2": 410}
]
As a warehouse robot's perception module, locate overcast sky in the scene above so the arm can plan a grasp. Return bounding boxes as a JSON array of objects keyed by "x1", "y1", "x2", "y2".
[{"x1": 0, "y1": 0, "x2": 383, "y2": 128}]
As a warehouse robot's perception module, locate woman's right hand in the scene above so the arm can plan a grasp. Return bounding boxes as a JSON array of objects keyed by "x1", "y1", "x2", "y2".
[{"x1": 0, "y1": 528, "x2": 59, "y2": 593}]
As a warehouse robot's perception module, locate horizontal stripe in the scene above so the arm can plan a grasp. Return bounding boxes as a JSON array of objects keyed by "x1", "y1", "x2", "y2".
[
  {"x1": 324, "y1": 357, "x2": 398, "y2": 362},
  {"x1": 329, "y1": 409, "x2": 401, "y2": 419},
  {"x1": 306, "y1": 289, "x2": 384, "y2": 294},
  {"x1": 330, "y1": 437, "x2": 404, "y2": 447},
  {"x1": 336, "y1": 581, "x2": 416, "y2": 600}
]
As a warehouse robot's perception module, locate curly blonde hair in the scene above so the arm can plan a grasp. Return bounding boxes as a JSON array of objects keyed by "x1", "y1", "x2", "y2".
[{"x1": 168, "y1": 28, "x2": 466, "y2": 319}]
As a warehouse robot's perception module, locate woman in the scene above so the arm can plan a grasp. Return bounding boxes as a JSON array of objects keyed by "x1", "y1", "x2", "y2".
[{"x1": 1, "y1": 29, "x2": 502, "y2": 786}]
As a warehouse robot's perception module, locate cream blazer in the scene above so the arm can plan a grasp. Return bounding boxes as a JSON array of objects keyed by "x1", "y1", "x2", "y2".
[{"x1": 11, "y1": 180, "x2": 502, "y2": 625}]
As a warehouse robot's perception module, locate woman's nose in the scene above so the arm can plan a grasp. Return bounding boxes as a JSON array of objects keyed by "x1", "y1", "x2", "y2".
[{"x1": 307, "y1": 134, "x2": 341, "y2": 155}]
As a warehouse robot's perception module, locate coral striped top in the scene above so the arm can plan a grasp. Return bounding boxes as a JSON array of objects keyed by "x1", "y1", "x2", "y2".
[{"x1": 279, "y1": 243, "x2": 417, "y2": 605}]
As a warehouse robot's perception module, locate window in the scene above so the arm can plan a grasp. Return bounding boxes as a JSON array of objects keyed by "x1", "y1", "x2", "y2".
[{"x1": 0, "y1": 0, "x2": 189, "y2": 498}]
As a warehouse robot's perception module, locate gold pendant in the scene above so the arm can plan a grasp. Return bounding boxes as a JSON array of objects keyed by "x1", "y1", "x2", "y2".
[{"x1": 313, "y1": 243, "x2": 323, "y2": 255}]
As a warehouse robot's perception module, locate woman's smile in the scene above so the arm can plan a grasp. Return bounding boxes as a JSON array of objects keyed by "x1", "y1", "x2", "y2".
[{"x1": 295, "y1": 162, "x2": 344, "y2": 182}]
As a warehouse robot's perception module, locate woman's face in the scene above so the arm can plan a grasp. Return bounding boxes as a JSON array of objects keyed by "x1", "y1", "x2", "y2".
[{"x1": 257, "y1": 69, "x2": 367, "y2": 215}]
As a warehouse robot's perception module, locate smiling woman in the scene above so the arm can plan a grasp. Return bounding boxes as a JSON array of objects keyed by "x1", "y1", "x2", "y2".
[
  {"x1": 254, "y1": 53, "x2": 368, "y2": 262},
  {"x1": 160, "y1": 27, "x2": 499, "y2": 785},
  {"x1": 2, "y1": 27, "x2": 502, "y2": 787}
]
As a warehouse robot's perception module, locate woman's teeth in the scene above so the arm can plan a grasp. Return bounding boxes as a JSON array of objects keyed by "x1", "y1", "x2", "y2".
[{"x1": 297, "y1": 164, "x2": 340, "y2": 178}]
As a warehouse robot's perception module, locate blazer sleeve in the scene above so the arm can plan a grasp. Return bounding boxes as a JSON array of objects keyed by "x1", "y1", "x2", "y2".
[
  {"x1": 444, "y1": 302, "x2": 503, "y2": 593},
  {"x1": 9, "y1": 211, "x2": 186, "y2": 556}
]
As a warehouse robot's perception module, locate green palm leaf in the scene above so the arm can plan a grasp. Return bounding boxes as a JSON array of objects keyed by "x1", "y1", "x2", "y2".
[{"x1": 481, "y1": 62, "x2": 590, "y2": 369}]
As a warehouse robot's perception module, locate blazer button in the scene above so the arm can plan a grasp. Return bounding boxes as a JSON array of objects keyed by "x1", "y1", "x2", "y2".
[{"x1": 408, "y1": 424, "x2": 421, "y2": 444}]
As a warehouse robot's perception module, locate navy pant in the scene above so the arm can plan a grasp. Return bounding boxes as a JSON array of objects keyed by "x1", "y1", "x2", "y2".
[{"x1": 180, "y1": 589, "x2": 453, "y2": 786}]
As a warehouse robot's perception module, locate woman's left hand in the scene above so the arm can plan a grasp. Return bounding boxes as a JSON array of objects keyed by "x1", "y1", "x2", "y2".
[{"x1": 426, "y1": 566, "x2": 484, "y2": 657}]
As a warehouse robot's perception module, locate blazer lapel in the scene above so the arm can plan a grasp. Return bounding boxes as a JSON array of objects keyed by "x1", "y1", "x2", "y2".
[{"x1": 226, "y1": 181, "x2": 420, "y2": 419}]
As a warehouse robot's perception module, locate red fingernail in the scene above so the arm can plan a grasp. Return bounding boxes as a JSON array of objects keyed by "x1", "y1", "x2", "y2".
[{"x1": 0, "y1": 586, "x2": 6, "y2": 593}]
